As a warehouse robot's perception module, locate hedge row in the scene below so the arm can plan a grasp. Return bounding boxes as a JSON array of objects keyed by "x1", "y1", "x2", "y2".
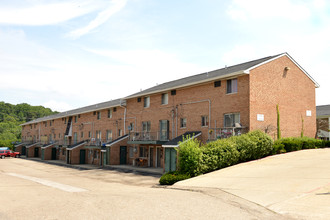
[
  {"x1": 178, "y1": 130, "x2": 273, "y2": 177},
  {"x1": 273, "y1": 137, "x2": 330, "y2": 154},
  {"x1": 159, "y1": 171, "x2": 191, "y2": 185}
]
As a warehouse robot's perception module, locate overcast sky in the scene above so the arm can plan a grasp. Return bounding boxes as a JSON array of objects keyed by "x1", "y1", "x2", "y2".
[{"x1": 0, "y1": 0, "x2": 329, "y2": 112}]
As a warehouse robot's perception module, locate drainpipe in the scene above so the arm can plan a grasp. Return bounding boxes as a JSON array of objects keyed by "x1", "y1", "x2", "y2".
[
  {"x1": 119, "y1": 102, "x2": 127, "y2": 135},
  {"x1": 171, "y1": 108, "x2": 175, "y2": 139},
  {"x1": 176, "y1": 105, "x2": 178, "y2": 137}
]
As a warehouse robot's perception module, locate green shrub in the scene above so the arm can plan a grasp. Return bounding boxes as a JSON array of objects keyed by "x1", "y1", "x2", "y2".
[
  {"x1": 276, "y1": 137, "x2": 324, "y2": 152},
  {"x1": 159, "y1": 171, "x2": 191, "y2": 185},
  {"x1": 177, "y1": 137, "x2": 202, "y2": 177},
  {"x1": 272, "y1": 142, "x2": 286, "y2": 154},
  {"x1": 202, "y1": 139, "x2": 239, "y2": 173},
  {"x1": 245, "y1": 130, "x2": 273, "y2": 159},
  {"x1": 323, "y1": 140, "x2": 330, "y2": 148},
  {"x1": 230, "y1": 134, "x2": 257, "y2": 162}
]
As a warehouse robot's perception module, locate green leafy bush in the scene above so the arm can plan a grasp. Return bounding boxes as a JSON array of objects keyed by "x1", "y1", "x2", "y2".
[
  {"x1": 245, "y1": 130, "x2": 273, "y2": 160},
  {"x1": 272, "y1": 142, "x2": 286, "y2": 154},
  {"x1": 202, "y1": 139, "x2": 239, "y2": 173},
  {"x1": 177, "y1": 137, "x2": 202, "y2": 177},
  {"x1": 159, "y1": 171, "x2": 191, "y2": 185},
  {"x1": 275, "y1": 137, "x2": 324, "y2": 152}
]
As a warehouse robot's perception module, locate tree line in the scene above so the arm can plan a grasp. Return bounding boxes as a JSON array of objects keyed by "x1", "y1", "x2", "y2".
[{"x1": 0, "y1": 101, "x2": 58, "y2": 148}]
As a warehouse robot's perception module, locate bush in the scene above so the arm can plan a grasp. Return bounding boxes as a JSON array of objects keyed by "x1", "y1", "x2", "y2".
[
  {"x1": 272, "y1": 142, "x2": 286, "y2": 154},
  {"x1": 230, "y1": 134, "x2": 257, "y2": 162},
  {"x1": 201, "y1": 139, "x2": 239, "y2": 173},
  {"x1": 159, "y1": 171, "x2": 191, "y2": 185},
  {"x1": 245, "y1": 130, "x2": 273, "y2": 160},
  {"x1": 177, "y1": 137, "x2": 202, "y2": 177}
]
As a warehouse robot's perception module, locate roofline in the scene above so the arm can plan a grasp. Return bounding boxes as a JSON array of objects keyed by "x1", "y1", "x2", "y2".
[
  {"x1": 105, "y1": 135, "x2": 129, "y2": 147},
  {"x1": 21, "y1": 100, "x2": 124, "y2": 126},
  {"x1": 66, "y1": 141, "x2": 87, "y2": 151},
  {"x1": 245, "y1": 52, "x2": 320, "y2": 88},
  {"x1": 41, "y1": 143, "x2": 54, "y2": 149},
  {"x1": 125, "y1": 70, "x2": 246, "y2": 99},
  {"x1": 162, "y1": 132, "x2": 202, "y2": 148}
]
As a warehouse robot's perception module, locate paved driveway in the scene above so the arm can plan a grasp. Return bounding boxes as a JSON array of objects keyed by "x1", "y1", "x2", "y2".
[
  {"x1": 0, "y1": 158, "x2": 285, "y2": 220},
  {"x1": 175, "y1": 148, "x2": 330, "y2": 220}
]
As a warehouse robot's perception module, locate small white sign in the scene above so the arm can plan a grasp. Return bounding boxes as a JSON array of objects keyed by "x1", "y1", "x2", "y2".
[
  {"x1": 257, "y1": 114, "x2": 264, "y2": 121},
  {"x1": 306, "y1": 110, "x2": 312, "y2": 117}
]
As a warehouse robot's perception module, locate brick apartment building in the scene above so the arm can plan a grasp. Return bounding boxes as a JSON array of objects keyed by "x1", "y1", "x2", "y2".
[{"x1": 16, "y1": 52, "x2": 319, "y2": 172}]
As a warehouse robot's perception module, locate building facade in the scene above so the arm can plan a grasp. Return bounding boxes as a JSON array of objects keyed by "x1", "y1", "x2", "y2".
[
  {"x1": 316, "y1": 105, "x2": 330, "y2": 140},
  {"x1": 16, "y1": 53, "x2": 319, "y2": 172}
]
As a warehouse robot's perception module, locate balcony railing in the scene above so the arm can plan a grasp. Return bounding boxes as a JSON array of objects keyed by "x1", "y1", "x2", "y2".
[
  {"x1": 208, "y1": 127, "x2": 248, "y2": 141},
  {"x1": 129, "y1": 131, "x2": 169, "y2": 142}
]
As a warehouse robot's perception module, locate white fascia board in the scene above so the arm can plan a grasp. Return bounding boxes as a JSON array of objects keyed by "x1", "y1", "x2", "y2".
[
  {"x1": 66, "y1": 142, "x2": 86, "y2": 151},
  {"x1": 162, "y1": 132, "x2": 202, "y2": 148},
  {"x1": 26, "y1": 142, "x2": 39, "y2": 148},
  {"x1": 41, "y1": 144, "x2": 54, "y2": 149},
  {"x1": 245, "y1": 52, "x2": 320, "y2": 88},
  {"x1": 125, "y1": 71, "x2": 246, "y2": 100},
  {"x1": 105, "y1": 136, "x2": 129, "y2": 147}
]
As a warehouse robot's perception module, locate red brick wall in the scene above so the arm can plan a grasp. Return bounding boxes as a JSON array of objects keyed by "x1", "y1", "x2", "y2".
[{"x1": 249, "y1": 55, "x2": 316, "y2": 138}]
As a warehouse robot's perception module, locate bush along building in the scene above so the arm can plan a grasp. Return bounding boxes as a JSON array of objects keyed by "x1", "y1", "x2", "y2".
[{"x1": 16, "y1": 52, "x2": 319, "y2": 172}]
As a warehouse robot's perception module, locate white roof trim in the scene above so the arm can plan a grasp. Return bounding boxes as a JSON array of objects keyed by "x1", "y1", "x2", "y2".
[
  {"x1": 105, "y1": 135, "x2": 129, "y2": 147},
  {"x1": 125, "y1": 71, "x2": 246, "y2": 99},
  {"x1": 245, "y1": 52, "x2": 320, "y2": 88},
  {"x1": 162, "y1": 132, "x2": 202, "y2": 148},
  {"x1": 26, "y1": 142, "x2": 40, "y2": 148},
  {"x1": 66, "y1": 142, "x2": 87, "y2": 151},
  {"x1": 41, "y1": 143, "x2": 55, "y2": 149}
]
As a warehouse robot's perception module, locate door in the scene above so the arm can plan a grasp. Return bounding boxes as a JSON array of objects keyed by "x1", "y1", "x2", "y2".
[
  {"x1": 41, "y1": 149, "x2": 45, "y2": 160},
  {"x1": 149, "y1": 147, "x2": 154, "y2": 167},
  {"x1": 34, "y1": 147, "x2": 39, "y2": 157},
  {"x1": 103, "y1": 152, "x2": 106, "y2": 166},
  {"x1": 51, "y1": 148, "x2": 57, "y2": 160},
  {"x1": 120, "y1": 146, "x2": 127, "y2": 165},
  {"x1": 22, "y1": 146, "x2": 26, "y2": 155},
  {"x1": 159, "y1": 120, "x2": 169, "y2": 141},
  {"x1": 165, "y1": 148, "x2": 177, "y2": 172},
  {"x1": 80, "y1": 149, "x2": 86, "y2": 164},
  {"x1": 66, "y1": 150, "x2": 70, "y2": 164},
  {"x1": 157, "y1": 147, "x2": 161, "y2": 167}
]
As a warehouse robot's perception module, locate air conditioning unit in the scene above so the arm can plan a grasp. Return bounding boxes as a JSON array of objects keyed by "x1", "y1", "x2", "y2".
[{"x1": 91, "y1": 138, "x2": 95, "y2": 141}]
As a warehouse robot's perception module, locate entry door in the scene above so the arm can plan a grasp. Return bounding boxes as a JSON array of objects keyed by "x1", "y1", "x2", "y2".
[
  {"x1": 41, "y1": 149, "x2": 45, "y2": 160},
  {"x1": 165, "y1": 148, "x2": 177, "y2": 172},
  {"x1": 80, "y1": 149, "x2": 86, "y2": 164},
  {"x1": 67, "y1": 150, "x2": 70, "y2": 164},
  {"x1": 156, "y1": 147, "x2": 161, "y2": 167},
  {"x1": 34, "y1": 147, "x2": 39, "y2": 157},
  {"x1": 149, "y1": 147, "x2": 154, "y2": 167},
  {"x1": 120, "y1": 146, "x2": 127, "y2": 165},
  {"x1": 51, "y1": 148, "x2": 57, "y2": 160},
  {"x1": 22, "y1": 146, "x2": 26, "y2": 155}
]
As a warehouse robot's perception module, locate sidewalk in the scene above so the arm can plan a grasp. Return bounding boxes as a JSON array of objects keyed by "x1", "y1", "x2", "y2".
[
  {"x1": 23, "y1": 157, "x2": 163, "y2": 177},
  {"x1": 174, "y1": 148, "x2": 330, "y2": 220}
]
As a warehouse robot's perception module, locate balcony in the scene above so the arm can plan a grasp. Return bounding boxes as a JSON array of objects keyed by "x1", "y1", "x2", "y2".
[
  {"x1": 128, "y1": 131, "x2": 169, "y2": 145},
  {"x1": 208, "y1": 127, "x2": 248, "y2": 141}
]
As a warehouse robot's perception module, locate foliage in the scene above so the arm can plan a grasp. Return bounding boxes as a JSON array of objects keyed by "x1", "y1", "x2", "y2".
[
  {"x1": 273, "y1": 137, "x2": 324, "y2": 153},
  {"x1": 301, "y1": 115, "x2": 304, "y2": 138},
  {"x1": 0, "y1": 101, "x2": 58, "y2": 148},
  {"x1": 177, "y1": 136, "x2": 202, "y2": 177},
  {"x1": 276, "y1": 104, "x2": 281, "y2": 139},
  {"x1": 159, "y1": 171, "x2": 190, "y2": 185}
]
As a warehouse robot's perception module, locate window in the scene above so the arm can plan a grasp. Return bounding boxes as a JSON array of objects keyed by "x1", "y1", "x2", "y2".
[
  {"x1": 201, "y1": 116, "x2": 209, "y2": 127},
  {"x1": 118, "y1": 129, "x2": 122, "y2": 137},
  {"x1": 96, "y1": 130, "x2": 101, "y2": 141},
  {"x1": 44, "y1": 122, "x2": 47, "y2": 127},
  {"x1": 214, "y1": 80, "x2": 221, "y2": 87},
  {"x1": 50, "y1": 121, "x2": 52, "y2": 126},
  {"x1": 59, "y1": 133, "x2": 61, "y2": 139},
  {"x1": 227, "y1": 78, "x2": 237, "y2": 94},
  {"x1": 144, "y1": 96, "x2": 150, "y2": 108},
  {"x1": 81, "y1": 132, "x2": 84, "y2": 138},
  {"x1": 74, "y1": 116, "x2": 78, "y2": 123},
  {"x1": 224, "y1": 113, "x2": 240, "y2": 127},
  {"x1": 88, "y1": 131, "x2": 91, "y2": 138},
  {"x1": 97, "y1": 111, "x2": 101, "y2": 120},
  {"x1": 108, "y1": 109, "x2": 112, "y2": 118},
  {"x1": 180, "y1": 118, "x2": 187, "y2": 128},
  {"x1": 106, "y1": 130, "x2": 112, "y2": 141},
  {"x1": 129, "y1": 122, "x2": 134, "y2": 131},
  {"x1": 171, "y1": 90, "x2": 176, "y2": 95},
  {"x1": 137, "y1": 97, "x2": 141, "y2": 102},
  {"x1": 54, "y1": 134, "x2": 56, "y2": 139},
  {"x1": 139, "y1": 146, "x2": 147, "y2": 157},
  {"x1": 129, "y1": 146, "x2": 134, "y2": 158},
  {"x1": 34, "y1": 124, "x2": 36, "y2": 129},
  {"x1": 142, "y1": 121, "x2": 151, "y2": 132},
  {"x1": 64, "y1": 118, "x2": 67, "y2": 124},
  {"x1": 161, "y1": 93, "x2": 168, "y2": 105}
]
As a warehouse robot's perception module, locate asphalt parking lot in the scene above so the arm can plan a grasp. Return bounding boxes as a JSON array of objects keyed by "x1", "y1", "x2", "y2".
[{"x1": 0, "y1": 158, "x2": 285, "y2": 220}]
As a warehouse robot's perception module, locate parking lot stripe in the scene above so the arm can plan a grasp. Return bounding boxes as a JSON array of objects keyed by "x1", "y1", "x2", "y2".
[{"x1": 6, "y1": 173, "x2": 87, "y2": 193}]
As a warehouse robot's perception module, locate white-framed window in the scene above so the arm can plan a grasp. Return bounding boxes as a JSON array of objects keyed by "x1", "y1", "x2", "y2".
[
  {"x1": 118, "y1": 129, "x2": 122, "y2": 137},
  {"x1": 74, "y1": 116, "x2": 78, "y2": 123},
  {"x1": 96, "y1": 130, "x2": 101, "y2": 141},
  {"x1": 106, "y1": 130, "x2": 112, "y2": 141},
  {"x1": 139, "y1": 146, "x2": 147, "y2": 158},
  {"x1": 224, "y1": 113, "x2": 240, "y2": 127},
  {"x1": 201, "y1": 116, "x2": 209, "y2": 127},
  {"x1": 129, "y1": 146, "x2": 134, "y2": 158},
  {"x1": 142, "y1": 121, "x2": 151, "y2": 132},
  {"x1": 108, "y1": 109, "x2": 112, "y2": 118},
  {"x1": 226, "y1": 78, "x2": 238, "y2": 94},
  {"x1": 88, "y1": 131, "x2": 91, "y2": 138},
  {"x1": 161, "y1": 93, "x2": 168, "y2": 105},
  {"x1": 144, "y1": 96, "x2": 150, "y2": 108},
  {"x1": 97, "y1": 111, "x2": 101, "y2": 120},
  {"x1": 180, "y1": 118, "x2": 187, "y2": 128},
  {"x1": 129, "y1": 122, "x2": 134, "y2": 131},
  {"x1": 81, "y1": 132, "x2": 84, "y2": 138}
]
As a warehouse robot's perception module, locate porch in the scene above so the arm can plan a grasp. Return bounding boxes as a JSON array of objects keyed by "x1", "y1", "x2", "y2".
[{"x1": 208, "y1": 127, "x2": 248, "y2": 141}]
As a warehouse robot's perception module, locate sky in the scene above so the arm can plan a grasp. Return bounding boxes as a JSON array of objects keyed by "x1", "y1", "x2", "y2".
[{"x1": 0, "y1": 0, "x2": 329, "y2": 112}]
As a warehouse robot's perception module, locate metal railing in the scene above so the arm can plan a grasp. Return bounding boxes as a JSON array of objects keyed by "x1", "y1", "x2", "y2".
[
  {"x1": 208, "y1": 127, "x2": 248, "y2": 141},
  {"x1": 129, "y1": 131, "x2": 169, "y2": 142}
]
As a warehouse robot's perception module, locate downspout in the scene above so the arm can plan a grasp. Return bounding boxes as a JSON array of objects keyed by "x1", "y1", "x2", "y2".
[
  {"x1": 176, "y1": 105, "x2": 178, "y2": 137},
  {"x1": 171, "y1": 108, "x2": 175, "y2": 139},
  {"x1": 119, "y1": 100, "x2": 127, "y2": 135}
]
